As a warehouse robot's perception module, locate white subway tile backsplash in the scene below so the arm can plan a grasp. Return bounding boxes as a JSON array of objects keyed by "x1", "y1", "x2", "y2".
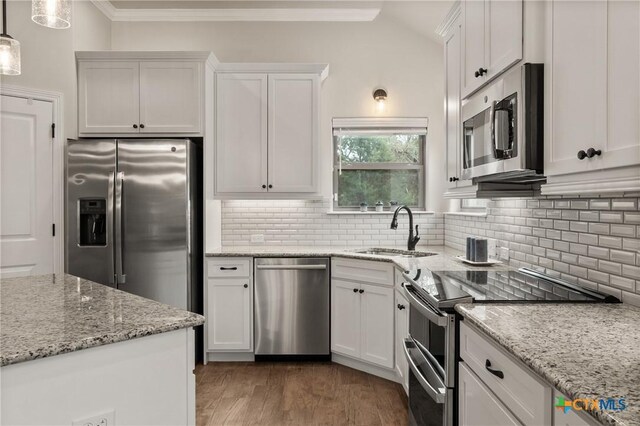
[{"x1": 444, "y1": 196, "x2": 640, "y2": 306}]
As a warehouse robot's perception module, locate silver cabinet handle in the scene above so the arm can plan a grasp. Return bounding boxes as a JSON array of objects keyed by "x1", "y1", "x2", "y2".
[
  {"x1": 115, "y1": 171, "x2": 126, "y2": 285},
  {"x1": 107, "y1": 171, "x2": 115, "y2": 285},
  {"x1": 402, "y1": 284, "x2": 448, "y2": 327},
  {"x1": 256, "y1": 264, "x2": 327, "y2": 270},
  {"x1": 403, "y1": 338, "x2": 446, "y2": 404}
]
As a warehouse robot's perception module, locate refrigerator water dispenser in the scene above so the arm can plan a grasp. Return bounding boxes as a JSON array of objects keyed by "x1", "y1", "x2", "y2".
[{"x1": 78, "y1": 199, "x2": 106, "y2": 246}]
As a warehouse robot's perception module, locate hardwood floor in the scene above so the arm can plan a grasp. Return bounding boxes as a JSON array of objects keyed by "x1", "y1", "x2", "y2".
[{"x1": 195, "y1": 362, "x2": 408, "y2": 426}]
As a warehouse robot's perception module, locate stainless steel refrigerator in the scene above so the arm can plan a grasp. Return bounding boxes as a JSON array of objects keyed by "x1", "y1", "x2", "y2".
[{"x1": 66, "y1": 139, "x2": 201, "y2": 313}]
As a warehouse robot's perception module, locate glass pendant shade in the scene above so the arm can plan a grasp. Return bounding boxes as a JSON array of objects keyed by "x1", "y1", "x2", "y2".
[
  {"x1": 32, "y1": 0, "x2": 71, "y2": 29},
  {"x1": 0, "y1": 35, "x2": 20, "y2": 76}
]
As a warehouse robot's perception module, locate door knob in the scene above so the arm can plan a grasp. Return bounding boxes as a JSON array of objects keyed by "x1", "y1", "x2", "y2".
[
  {"x1": 452, "y1": 177, "x2": 459, "y2": 182},
  {"x1": 244, "y1": 284, "x2": 248, "y2": 288},
  {"x1": 577, "y1": 150, "x2": 587, "y2": 160},
  {"x1": 474, "y1": 70, "x2": 481, "y2": 78},
  {"x1": 353, "y1": 288, "x2": 358, "y2": 293},
  {"x1": 586, "y1": 148, "x2": 602, "y2": 158},
  {"x1": 133, "y1": 124, "x2": 138, "y2": 129},
  {"x1": 268, "y1": 184, "x2": 273, "y2": 189},
  {"x1": 359, "y1": 289, "x2": 364, "y2": 294},
  {"x1": 262, "y1": 185, "x2": 267, "y2": 189},
  {"x1": 139, "y1": 124, "x2": 145, "y2": 129},
  {"x1": 397, "y1": 304, "x2": 406, "y2": 310}
]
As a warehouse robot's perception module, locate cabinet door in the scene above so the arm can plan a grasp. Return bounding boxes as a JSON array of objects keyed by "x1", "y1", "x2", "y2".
[
  {"x1": 395, "y1": 291, "x2": 409, "y2": 393},
  {"x1": 484, "y1": 0, "x2": 523, "y2": 82},
  {"x1": 207, "y1": 277, "x2": 252, "y2": 351},
  {"x1": 545, "y1": 1, "x2": 607, "y2": 176},
  {"x1": 331, "y1": 279, "x2": 360, "y2": 358},
  {"x1": 216, "y1": 73, "x2": 268, "y2": 193},
  {"x1": 268, "y1": 74, "x2": 319, "y2": 193},
  {"x1": 459, "y1": 362, "x2": 521, "y2": 426},
  {"x1": 360, "y1": 283, "x2": 394, "y2": 369},
  {"x1": 604, "y1": 0, "x2": 640, "y2": 170},
  {"x1": 78, "y1": 61, "x2": 140, "y2": 134},
  {"x1": 139, "y1": 61, "x2": 202, "y2": 134},
  {"x1": 444, "y1": 18, "x2": 462, "y2": 189},
  {"x1": 461, "y1": 0, "x2": 486, "y2": 98}
]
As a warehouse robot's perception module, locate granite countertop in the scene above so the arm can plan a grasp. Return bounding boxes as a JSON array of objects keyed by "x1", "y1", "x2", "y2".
[
  {"x1": 456, "y1": 303, "x2": 640, "y2": 426},
  {"x1": 0, "y1": 274, "x2": 205, "y2": 367},
  {"x1": 206, "y1": 245, "x2": 514, "y2": 273}
]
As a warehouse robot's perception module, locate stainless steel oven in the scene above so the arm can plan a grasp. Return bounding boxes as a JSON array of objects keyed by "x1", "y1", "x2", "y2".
[
  {"x1": 403, "y1": 283, "x2": 457, "y2": 426},
  {"x1": 461, "y1": 63, "x2": 543, "y2": 182}
]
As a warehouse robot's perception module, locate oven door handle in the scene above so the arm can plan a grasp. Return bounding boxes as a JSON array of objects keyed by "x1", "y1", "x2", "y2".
[
  {"x1": 403, "y1": 338, "x2": 446, "y2": 404},
  {"x1": 402, "y1": 284, "x2": 448, "y2": 327}
]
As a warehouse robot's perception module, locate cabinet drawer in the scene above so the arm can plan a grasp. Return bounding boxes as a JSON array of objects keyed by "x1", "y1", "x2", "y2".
[
  {"x1": 459, "y1": 322, "x2": 552, "y2": 425},
  {"x1": 207, "y1": 257, "x2": 252, "y2": 278},
  {"x1": 331, "y1": 258, "x2": 394, "y2": 286}
]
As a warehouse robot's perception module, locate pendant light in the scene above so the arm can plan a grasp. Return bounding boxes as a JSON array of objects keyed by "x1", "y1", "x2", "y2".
[
  {"x1": 32, "y1": 0, "x2": 71, "y2": 29},
  {"x1": 0, "y1": 0, "x2": 21, "y2": 76}
]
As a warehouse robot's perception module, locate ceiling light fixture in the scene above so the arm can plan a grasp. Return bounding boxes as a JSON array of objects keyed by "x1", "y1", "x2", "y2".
[
  {"x1": 373, "y1": 88, "x2": 387, "y2": 112},
  {"x1": 0, "y1": 0, "x2": 20, "y2": 76},
  {"x1": 32, "y1": 0, "x2": 71, "y2": 29}
]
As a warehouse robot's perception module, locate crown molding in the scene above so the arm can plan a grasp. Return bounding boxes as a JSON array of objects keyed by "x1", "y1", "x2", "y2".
[
  {"x1": 216, "y1": 63, "x2": 329, "y2": 81},
  {"x1": 435, "y1": 1, "x2": 461, "y2": 38},
  {"x1": 89, "y1": 0, "x2": 380, "y2": 22}
]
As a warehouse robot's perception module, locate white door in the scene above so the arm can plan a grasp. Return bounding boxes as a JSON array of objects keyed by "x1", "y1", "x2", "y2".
[
  {"x1": 215, "y1": 73, "x2": 268, "y2": 194},
  {"x1": 603, "y1": 0, "x2": 640, "y2": 170},
  {"x1": 331, "y1": 279, "x2": 360, "y2": 358},
  {"x1": 78, "y1": 61, "x2": 140, "y2": 134},
  {"x1": 207, "y1": 277, "x2": 252, "y2": 351},
  {"x1": 139, "y1": 61, "x2": 202, "y2": 134},
  {"x1": 360, "y1": 283, "x2": 394, "y2": 369},
  {"x1": 545, "y1": 0, "x2": 607, "y2": 176},
  {"x1": 458, "y1": 362, "x2": 521, "y2": 426},
  {"x1": 267, "y1": 74, "x2": 319, "y2": 193},
  {"x1": 395, "y1": 291, "x2": 409, "y2": 393},
  {"x1": 461, "y1": 0, "x2": 486, "y2": 98},
  {"x1": 445, "y1": 18, "x2": 462, "y2": 189},
  {"x1": 484, "y1": 0, "x2": 522, "y2": 82},
  {"x1": 0, "y1": 95, "x2": 54, "y2": 277}
]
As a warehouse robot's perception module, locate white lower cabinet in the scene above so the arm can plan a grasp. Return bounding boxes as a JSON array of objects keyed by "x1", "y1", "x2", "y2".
[
  {"x1": 394, "y1": 289, "x2": 409, "y2": 393},
  {"x1": 331, "y1": 259, "x2": 395, "y2": 370},
  {"x1": 459, "y1": 362, "x2": 522, "y2": 426},
  {"x1": 206, "y1": 258, "x2": 253, "y2": 352}
]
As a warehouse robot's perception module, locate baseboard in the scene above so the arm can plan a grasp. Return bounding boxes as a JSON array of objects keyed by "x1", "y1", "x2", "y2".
[
  {"x1": 331, "y1": 353, "x2": 401, "y2": 383},
  {"x1": 206, "y1": 352, "x2": 255, "y2": 362}
]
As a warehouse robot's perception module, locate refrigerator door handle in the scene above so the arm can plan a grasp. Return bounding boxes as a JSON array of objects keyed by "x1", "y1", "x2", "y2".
[
  {"x1": 115, "y1": 171, "x2": 126, "y2": 285},
  {"x1": 107, "y1": 171, "x2": 116, "y2": 285}
]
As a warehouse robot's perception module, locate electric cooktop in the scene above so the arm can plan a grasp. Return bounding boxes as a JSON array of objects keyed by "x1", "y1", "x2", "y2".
[{"x1": 403, "y1": 267, "x2": 620, "y2": 310}]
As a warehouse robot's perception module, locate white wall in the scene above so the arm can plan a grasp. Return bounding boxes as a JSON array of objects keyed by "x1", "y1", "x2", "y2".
[
  {"x1": 110, "y1": 9, "x2": 447, "y2": 211},
  {"x1": 1, "y1": 0, "x2": 111, "y2": 139}
]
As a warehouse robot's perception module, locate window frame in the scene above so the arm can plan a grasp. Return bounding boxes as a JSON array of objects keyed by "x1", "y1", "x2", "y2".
[{"x1": 331, "y1": 118, "x2": 429, "y2": 212}]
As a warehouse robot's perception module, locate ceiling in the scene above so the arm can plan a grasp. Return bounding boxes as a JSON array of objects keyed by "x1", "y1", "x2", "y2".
[{"x1": 98, "y1": 0, "x2": 454, "y2": 41}]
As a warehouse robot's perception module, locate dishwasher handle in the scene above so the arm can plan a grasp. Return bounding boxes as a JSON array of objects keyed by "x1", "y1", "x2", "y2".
[{"x1": 256, "y1": 264, "x2": 327, "y2": 271}]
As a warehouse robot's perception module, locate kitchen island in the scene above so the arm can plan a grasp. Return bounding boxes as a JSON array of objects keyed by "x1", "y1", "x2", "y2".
[{"x1": 0, "y1": 274, "x2": 204, "y2": 426}]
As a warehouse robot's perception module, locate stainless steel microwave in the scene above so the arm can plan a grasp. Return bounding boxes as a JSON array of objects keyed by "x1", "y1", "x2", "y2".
[{"x1": 461, "y1": 63, "x2": 544, "y2": 182}]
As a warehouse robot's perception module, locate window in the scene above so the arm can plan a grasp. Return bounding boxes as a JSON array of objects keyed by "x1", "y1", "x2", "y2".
[{"x1": 332, "y1": 118, "x2": 428, "y2": 211}]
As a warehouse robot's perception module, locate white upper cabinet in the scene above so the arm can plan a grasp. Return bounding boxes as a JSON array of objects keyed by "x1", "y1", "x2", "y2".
[
  {"x1": 268, "y1": 74, "x2": 319, "y2": 193},
  {"x1": 445, "y1": 16, "x2": 462, "y2": 190},
  {"x1": 461, "y1": 0, "x2": 523, "y2": 98},
  {"x1": 139, "y1": 61, "x2": 202, "y2": 134},
  {"x1": 214, "y1": 64, "x2": 327, "y2": 198},
  {"x1": 544, "y1": 0, "x2": 640, "y2": 189},
  {"x1": 78, "y1": 61, "x2": 140, "y2": 134},
  {"x1": 77, "y1": 52, "x2": 215, "y2": 136},
  {"x1": 215, "y1": 73, "x2": 269, "y2": 193}
]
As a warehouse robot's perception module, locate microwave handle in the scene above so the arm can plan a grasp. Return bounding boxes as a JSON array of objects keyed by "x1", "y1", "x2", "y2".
[{"x1": 489, "y1": 100, "x2": 497, "y2": 158}]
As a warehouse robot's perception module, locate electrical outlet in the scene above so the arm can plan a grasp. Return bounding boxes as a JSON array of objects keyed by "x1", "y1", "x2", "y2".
[
  {"x1": 72, "y1": 410, "x2": 115, "y2": 426},
  {"x1": 498, "y1": 247, "x2": 510, "y2": 261},
  {"x1": 250, "y1": 234, "x2": 265, "y2": 243}
]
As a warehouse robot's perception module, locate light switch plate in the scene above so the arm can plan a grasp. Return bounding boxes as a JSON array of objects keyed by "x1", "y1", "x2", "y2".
[
  {"x1": 250, "y1": 234, "x2": 265, "y2": 243},
  {"x1": 72, "y1": 410, "x2": 115, "y2": 426}
]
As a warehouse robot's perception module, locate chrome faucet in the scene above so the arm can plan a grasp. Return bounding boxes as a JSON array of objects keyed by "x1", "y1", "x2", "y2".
[{"x1": 390, "y1": 205, "x2": 420, "y2": 251}]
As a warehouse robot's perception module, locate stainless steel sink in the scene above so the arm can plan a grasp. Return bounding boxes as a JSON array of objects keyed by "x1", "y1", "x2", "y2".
[{"x1": 352, "y1": 248, "x2": 436, "y2": 258}]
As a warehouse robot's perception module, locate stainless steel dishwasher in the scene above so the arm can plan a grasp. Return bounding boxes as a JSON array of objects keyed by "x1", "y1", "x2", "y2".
[{"x1": 254, "y1": 257, "x2": 330, "y2": 359}]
